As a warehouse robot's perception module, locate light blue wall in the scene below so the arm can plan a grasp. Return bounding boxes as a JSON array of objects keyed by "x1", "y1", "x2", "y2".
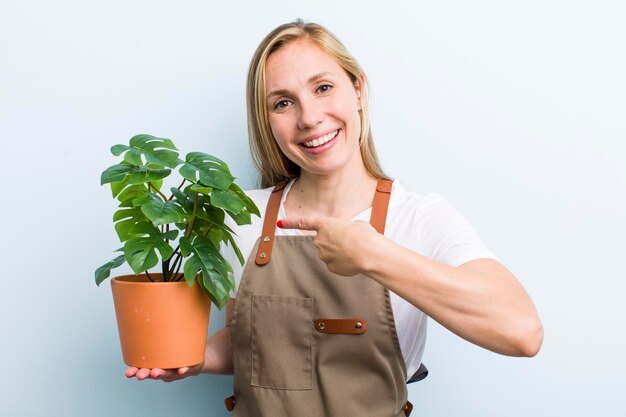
[{"x1": 2, "y1": 1, "x2": 624, "y2": 416}]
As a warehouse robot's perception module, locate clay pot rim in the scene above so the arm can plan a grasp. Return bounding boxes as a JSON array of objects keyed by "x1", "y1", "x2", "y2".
[{"x1": 112, "y1": 273, "x2": 195, "y2": 286}]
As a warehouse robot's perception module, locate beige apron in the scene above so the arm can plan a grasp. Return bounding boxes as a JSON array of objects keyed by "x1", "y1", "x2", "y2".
[{"x1": 226, "y1": 179, "x2": 413, "y2": 417}]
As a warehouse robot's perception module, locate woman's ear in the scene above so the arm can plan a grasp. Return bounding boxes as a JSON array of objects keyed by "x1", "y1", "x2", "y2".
[{"x1": 354, "y1": 75, "x2": 366, "y2": 111}]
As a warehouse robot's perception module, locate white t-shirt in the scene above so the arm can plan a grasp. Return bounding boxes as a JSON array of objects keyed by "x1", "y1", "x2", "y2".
[{"x1": 220, "y1": 178, "x2": 498, "y2": 382}]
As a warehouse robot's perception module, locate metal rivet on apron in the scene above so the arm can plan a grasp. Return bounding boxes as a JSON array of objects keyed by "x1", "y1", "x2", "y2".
[
  {"x1": 263, "y1": 236, "x2": 270, "y2": 242},
  {"x1": 318, "y1": 322, "x2": 326, "y2": 330},
  {"x1": 259, "y1": 252, "x2": 267, "y2": 258},
  {"x1": 355, "y1": 322, "x2": 362, "y2": 329}
]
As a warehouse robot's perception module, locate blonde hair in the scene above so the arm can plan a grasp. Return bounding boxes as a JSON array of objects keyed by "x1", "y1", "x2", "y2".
[{"x1": 246, "y1": 19, "x2": 388, "y2": 188}]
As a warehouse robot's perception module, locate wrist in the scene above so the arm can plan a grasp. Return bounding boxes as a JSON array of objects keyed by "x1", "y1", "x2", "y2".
[{"x1": 360, "y1": 231, "x2": 386, "y2": 276}]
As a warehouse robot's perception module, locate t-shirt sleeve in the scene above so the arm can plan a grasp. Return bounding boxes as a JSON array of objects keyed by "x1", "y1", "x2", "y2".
[{"x1": 416, "y1": 193, "x2": 498, "y2": 267}]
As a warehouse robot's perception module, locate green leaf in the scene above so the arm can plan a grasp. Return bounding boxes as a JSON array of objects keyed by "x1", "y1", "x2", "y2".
[
  {"x1": 123, "y1": 222, "x2": 175, "y2": 273},
  {"x1": 197, "y1": 205, "x2": 238, "y2": 235},
  {"x1": 95, "y1": 253, "x2": 126, "y2": 286},
  {"x1": 170, "y1": 186, "x2": 192, "y2": 209},
  {"x1": 200, "y1": 252, "x2": 233, "y2": 309},
  {"x1": 193, "y1": 195, "x2": 218, "y2": 222},
  {"x1": 134, "y1": 192, "x2": 187, "y2": 226},
  {"x1": 202, "y1": 268, "x2": 231, "y2": 310},
  {"x1": 118, "y1": 199, "x2": 135, "y2": 208},
  {"x1": 174, "y1": 191, "x2": 227, "y2": 232},
  {"x1": 126, "y1": 166, "x2": 171, "y2": 185},
  {"x1": 207, "y1": 226, "x2": 223, "y2": 251},
  {"x1": 179, "y1": 236, "x2": 193, "y2": 257},
  {"x1": 111, "y1": 144, "x2": 129, "y2": 156},
  {"x1": 151, "y1": 178, "x2": 164, "y2": 191},
  {"x1": 229, "y1": 182, "x2": 260, "y2": 217},
  {"x1": 226, "y1": 209, "x2": 251, "y2": 226},
  {"x1": 170, "y1": 186, "x2": 189, "y2": 200},
  {"x1": 117, "y1": 184, "x2": 149, "y2": 203},
  {"x1": 223, "y1": 230, "x2": 245, "y2": 266},
  {"x1": 210, "y1": 189, "x2": 246, "y2": 214},
  {"x1": 121, "y1": 134, "x2": 181, "y2": 168},
  {"x1": 183, "y1": 253, "x2": 204, "y2": 286},
  {"x1": 190, "y1": 184, "x2": 213, "y2": 195},
  {"x1": 179, "y1": 152, "x2": 235, "y2": 190},
  {"x1": 124, "y1": 238, "x2": 159, "y2": 273},
  {"x1": 163, "y1": 229, "x2": 179, "y2": 240},
  {"x1": 101, "y1": 164, "x2": 170, "y2": 186},
  {"x1": 110, "y1": 176, "x2": 130, "y2": 198},
  {"x1": 101, "y1": 164, "x2": 135, "y2": 185},
  {"x1": 180, "y1": 236, "x2": 233, "y2": 309},
  {"x1": 113, "y1": 206, "x2": 148, "y2": 242}
]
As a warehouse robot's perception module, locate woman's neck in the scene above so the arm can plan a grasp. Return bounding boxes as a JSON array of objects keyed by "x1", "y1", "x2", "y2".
[{"x1": 284, "y1": 167, "x2": 379, "y2": 221}]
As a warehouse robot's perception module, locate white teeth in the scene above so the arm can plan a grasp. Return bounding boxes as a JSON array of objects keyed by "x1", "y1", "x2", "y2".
[{"x1": 303, "y1": 130, "x2": 339, "y2": 148}]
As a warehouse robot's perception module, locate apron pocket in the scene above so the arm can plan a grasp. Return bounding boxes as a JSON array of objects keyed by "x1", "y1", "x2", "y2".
[{"x1": 251, "y1": 295, "x2": 313, "y2": 390}]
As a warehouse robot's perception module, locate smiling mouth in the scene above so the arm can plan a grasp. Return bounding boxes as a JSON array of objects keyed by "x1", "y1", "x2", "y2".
[{"x1": 300, "y1": 129, "x2": 340, "y2": 148}]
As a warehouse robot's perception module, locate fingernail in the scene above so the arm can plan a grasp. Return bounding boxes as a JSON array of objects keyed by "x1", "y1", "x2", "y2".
[{"x1": 277, "y1": 220, "x2": 283, "y2": 228}]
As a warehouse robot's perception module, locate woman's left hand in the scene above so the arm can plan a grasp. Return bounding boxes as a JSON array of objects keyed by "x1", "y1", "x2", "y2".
[{"x1": 278, "y1": 216, "x2": 379, "y2": 276}]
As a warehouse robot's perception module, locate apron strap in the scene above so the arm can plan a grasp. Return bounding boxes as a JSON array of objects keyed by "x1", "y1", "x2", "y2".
[
  {"x1": 255, "y1": 178, "x2": 393, "y2": 265},
  {"x1": 255, "y1": 180, "x2": 287, "y2": 265},
  {"x1": 404, "y1": 400, "x2": 414, "y2": 416},
  {"x1": 370, "y1": 178, "x2": 393, "y2": 234}
]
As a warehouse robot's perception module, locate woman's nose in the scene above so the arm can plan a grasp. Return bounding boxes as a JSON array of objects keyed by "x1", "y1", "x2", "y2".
[{"x1": 297, "y1": 98, "x2": 324, "y2": 130}]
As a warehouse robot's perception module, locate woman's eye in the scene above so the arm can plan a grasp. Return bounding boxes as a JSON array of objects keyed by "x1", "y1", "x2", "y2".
[
  {"x1": 274, "y1": 100, "x2": 290, "y2": 110},
  {"x1": 317, "y1": 84, "x2": 333, "y2": 93}
]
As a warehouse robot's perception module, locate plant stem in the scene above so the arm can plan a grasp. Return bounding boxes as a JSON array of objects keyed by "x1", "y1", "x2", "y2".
[
  {"x1": 168, "y1": 179, "x2": 187, "y2": 201},
  {"x1": 163, "y1": 256, "x2": 170, "y2": 282},
  {"x1": 162, "y1": 224, "x2": 171, "y2": 281},
  {"x1": 165, "y1": 247, "x2": 181, "y2": 278},
  {"x1": 167, "y1": 249, "x2": 181, "y2": 274},
  {"x1": 172, "y1": 252, "x2": 184, "y2": 281},
  {"x1": 145, "y1": 270, "x2": 155, "y2": 282},
  {"x1": 148, "y1": 182, "x2": 168, "y2": 201}
]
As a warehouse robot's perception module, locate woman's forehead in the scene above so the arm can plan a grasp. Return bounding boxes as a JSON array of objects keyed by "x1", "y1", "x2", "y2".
[{"x1": 264, "y1": 40, "x2": 345, "y2": 89}]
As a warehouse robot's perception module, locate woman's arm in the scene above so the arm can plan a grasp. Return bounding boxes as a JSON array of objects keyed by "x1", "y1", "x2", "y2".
[
  {"x1": 363, "y1": 235, "x2": 543, "y2": 357},
  {"x1": 201, "y1": 298, "x2": 235, "y2": 375},
  {"x1": 278, "y1": 216, "x2": 543, "y2": 357}
]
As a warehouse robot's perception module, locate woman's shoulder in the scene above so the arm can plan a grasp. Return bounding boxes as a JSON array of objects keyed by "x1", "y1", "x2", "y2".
[
  {"x1": 389, "y1": 179, "x2": 450, "y2": 216},
  {"x1": 389, "y1": 179, "x2": 497, "y2": 265}
]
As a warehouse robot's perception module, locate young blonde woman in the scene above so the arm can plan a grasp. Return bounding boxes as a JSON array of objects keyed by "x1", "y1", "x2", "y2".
[{"x1": 126, "y1": 19, "x2": 543, "y2": 417}]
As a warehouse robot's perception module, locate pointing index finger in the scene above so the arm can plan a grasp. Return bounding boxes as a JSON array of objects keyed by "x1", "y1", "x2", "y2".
[{"x1": 278, "y1": 216, "x2": 321, "y2": 231}]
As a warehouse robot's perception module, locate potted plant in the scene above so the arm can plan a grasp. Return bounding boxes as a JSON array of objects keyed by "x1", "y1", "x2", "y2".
[{"x1": 95, "y1": 134, "x2": 258, "y2": 369}]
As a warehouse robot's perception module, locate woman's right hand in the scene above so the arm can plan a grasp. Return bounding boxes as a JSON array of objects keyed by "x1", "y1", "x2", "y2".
[{"x1": 125, "y1": 361, "x2": 204, "y2": 382}]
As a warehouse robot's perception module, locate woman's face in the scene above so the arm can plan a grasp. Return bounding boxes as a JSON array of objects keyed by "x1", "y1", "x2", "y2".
[{"x1": 264, "y1": 39, "x2": 364, "y2": 177}]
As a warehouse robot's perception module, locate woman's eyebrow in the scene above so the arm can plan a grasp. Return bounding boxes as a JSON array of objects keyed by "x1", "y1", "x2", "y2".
[{"x1": 266, "y1": 72, "x2": 334, "y2": 101}]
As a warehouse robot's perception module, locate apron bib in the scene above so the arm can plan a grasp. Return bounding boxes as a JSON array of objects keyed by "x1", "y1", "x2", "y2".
[{"x1": 228, "y1": 179, "x2": 412, "y2": 417}]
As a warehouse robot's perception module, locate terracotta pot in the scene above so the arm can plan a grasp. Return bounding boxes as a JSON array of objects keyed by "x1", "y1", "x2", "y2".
[{"x1": 111, "y1": 273, "x2": 211, "y2": 369}]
